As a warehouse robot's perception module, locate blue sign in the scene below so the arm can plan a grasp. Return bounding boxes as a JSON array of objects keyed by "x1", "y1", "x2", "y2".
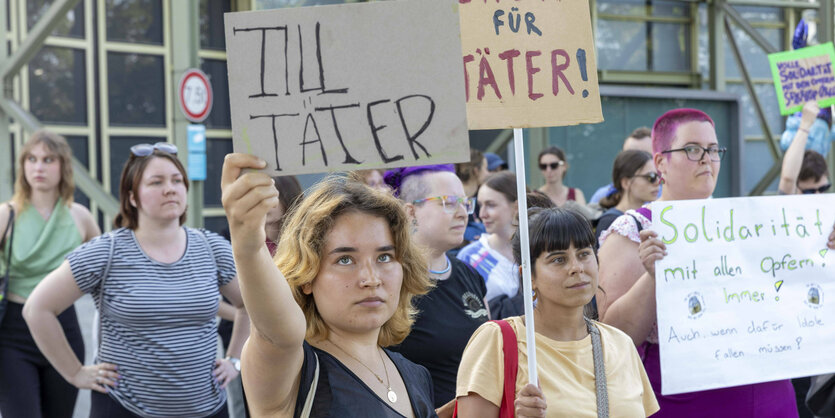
[{"x1": 187, "y1": 124, "x2": 207, "y2": 181}]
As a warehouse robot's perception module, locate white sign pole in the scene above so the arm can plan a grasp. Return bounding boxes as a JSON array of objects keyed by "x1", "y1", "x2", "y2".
[{"x1": 513, "y1": 128, "x2": 537, "y2": 384}]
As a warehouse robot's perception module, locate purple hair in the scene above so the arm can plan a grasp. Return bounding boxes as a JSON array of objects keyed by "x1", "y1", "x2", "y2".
[
  {"x1": 383, "y1": 164, "x2": 454, "y2": 198},
  {"x1": 652, "y1": 109, "x2": 715, "y2": 156}
]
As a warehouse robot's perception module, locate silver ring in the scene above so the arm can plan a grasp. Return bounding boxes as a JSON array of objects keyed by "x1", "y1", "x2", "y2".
[
  {"x1": 98, "y1": 369, "x2": 104, "y2": 375},
  {"x1": 96, "y1": 376, "x2": 101, "y2": 383}
]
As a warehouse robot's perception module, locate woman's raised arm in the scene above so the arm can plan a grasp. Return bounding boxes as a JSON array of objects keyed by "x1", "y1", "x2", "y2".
[{"x1": 220, "y1": 153, "x2": 307, "y2": 414}]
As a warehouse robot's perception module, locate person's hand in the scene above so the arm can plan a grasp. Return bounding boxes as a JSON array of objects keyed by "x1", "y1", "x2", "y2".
[
  {"x1": 800, "y1": 101, "x2": 820, "y2": 132},
  {"x1": 638, "y1": 229, "x2": 667, "y2": 277},
  {"x1": 827, "y1": 221, "x2": 835, "y2": 250},
  {"x1": 515, "y1": 383, "x2": 546, "y2": 418},
  {"x1": 213, "y1": 358, "x2": 239, "y2": 389},
  {"x1": 220, "y1": 154, "x2": 279, "y2": 253},
  {"x1": 70, "y1": 363, "x2": 119, "y2": 393}
]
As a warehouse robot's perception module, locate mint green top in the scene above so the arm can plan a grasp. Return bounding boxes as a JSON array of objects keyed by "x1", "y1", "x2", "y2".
[{"x1": 1, "y1": 199, "x2": 81, "y2": 299}]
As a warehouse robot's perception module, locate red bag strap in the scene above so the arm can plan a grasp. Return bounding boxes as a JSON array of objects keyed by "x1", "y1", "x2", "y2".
[
  {"x1": 495, "y1": 319, "x2": 518, "y2": 418},
  {"x1": 452, "y1": 319, "x2": 519, "y2": 418}
]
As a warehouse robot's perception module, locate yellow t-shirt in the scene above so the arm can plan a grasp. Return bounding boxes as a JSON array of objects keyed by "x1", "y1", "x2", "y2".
[{"x1": 456, "y1": 316, "x2": 659, "y2": 417}]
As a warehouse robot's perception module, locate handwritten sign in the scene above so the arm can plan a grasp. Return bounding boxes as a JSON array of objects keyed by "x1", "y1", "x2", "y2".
[
  {"x1": 223, "y1": 0, "x2": 469, "y2": 175},
  {"x1": 652, "y1": 195, "x2": 835, "y2": 395},
  {"x1": 458, "y1": 0, "x2": 603, "y2": 129},
  {"x1": 768, "y1": 43, "x2": 835, "y2": 115}
]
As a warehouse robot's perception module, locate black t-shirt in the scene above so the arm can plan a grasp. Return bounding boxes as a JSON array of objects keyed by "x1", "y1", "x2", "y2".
[
  {"x1": 293, "y1": 342, "x2": 437, "y2": 417},
  {"x1": 390, "y1": 258, "x2": 489, "y2": 408}
]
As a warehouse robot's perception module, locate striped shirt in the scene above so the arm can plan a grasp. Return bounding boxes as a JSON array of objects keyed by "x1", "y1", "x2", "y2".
[{"x1": 68, "y1": 227, "x2": 236, "y2": 417}]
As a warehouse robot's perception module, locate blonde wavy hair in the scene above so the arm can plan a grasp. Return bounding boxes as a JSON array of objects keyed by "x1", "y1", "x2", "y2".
[
  {"x1": 275, "y1": 176, "x2": 431, "y2": 346},
  {"x1": 11, "y1": 130, "x2": 75, "y2": 210}
]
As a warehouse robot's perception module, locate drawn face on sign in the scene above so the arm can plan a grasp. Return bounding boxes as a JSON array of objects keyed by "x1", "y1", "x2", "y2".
[{"x1": 656, "y1": 121, "x2": 721, "y2": 200}]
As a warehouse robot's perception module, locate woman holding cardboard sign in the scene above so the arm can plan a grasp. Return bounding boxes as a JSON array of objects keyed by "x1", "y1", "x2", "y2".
[
  {"x1": 597, "y1": 109, "x2": 801, "y2": 417},
  {"x1": 455, "y1": 207, "x2": 659, "y2": 418},
  {"x1": 220, "y1": 153, "x2": 437, "y2": 417}
]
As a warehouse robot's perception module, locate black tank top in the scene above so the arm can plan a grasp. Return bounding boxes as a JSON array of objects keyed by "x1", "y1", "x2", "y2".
[{"x1": 293, "y1": 342, "x2": 438, "y2": 417}]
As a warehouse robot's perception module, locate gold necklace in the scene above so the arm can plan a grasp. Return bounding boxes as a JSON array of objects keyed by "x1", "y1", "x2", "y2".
[{"x1": 328, "y1": 340, "x2": 398, "y2": 403}]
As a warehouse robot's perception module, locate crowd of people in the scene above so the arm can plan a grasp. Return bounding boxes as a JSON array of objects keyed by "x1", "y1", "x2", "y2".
[{"x1": 0, "y1": 104, "x2": 833, "y2": 418}]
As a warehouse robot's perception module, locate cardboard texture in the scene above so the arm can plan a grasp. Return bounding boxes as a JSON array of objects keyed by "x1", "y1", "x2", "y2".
[
  {"x1": 768, "y1": 43, "x2": 835, "y2": 115},
  {"x1": 652, "y1": 195, "x2": 835, "y2": 395},
  {"x1": 458, "y1": 0, "x2": 603, "y2": 129},
  {"x1": 224, "y1": 0, "x2": 469, "y2": 176}
]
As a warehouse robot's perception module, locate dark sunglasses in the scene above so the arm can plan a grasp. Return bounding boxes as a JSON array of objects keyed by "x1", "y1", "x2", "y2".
[
  {"x1": 130, "y1": 142, "x2": 178, "y2": 157},
  {"x1": 801, "y1": 184, "x2": 831, "y2": 194},
  {"x1": 539, "y1": 161, "x2": 565, "y2": 171},
  {"x1": 633, "y1": 172, "x2": 661, "y2": 184}
]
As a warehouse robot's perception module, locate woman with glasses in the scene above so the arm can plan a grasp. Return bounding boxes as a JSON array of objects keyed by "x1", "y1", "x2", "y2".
[
  {"x1": 220, "y1": 154, "x2": 436, "y2": 417},
  {"x1": 537, "y1": 146, "x2": 586, "y2": 207},
  {"x1": 385, "y1": 165, "x2": 489, "y2": 416},
  {"x1": 595, "y1": 150, "x2": 659, "y2": 245},
  {"x1": 779, "y1": 102, "x2": 832, "y2": 195},
  {"x1": 456, "y1": 172, "x2": 520, "y2": 317},
  {"x1": 24, "y1": 143, "x2": 247, "y2": 417},
  {"x1": 0, "y1": 130, "x2": 99, "y2": 418},
  {"x1": 596, "y1": 109, "x2": 798, "y2": 417}
]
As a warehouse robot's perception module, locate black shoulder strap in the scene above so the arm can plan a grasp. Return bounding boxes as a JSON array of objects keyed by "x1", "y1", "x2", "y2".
[
  {"x1": 627, "y1": 213, "x2": 643, "y2": 233},
  {"x1": 2, "y1": 204, "x2": 15, "y2": 289}
]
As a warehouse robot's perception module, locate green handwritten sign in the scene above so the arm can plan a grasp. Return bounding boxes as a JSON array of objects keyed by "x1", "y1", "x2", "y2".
[
  {"x1": 652, "y1": 194, "x2": 835, "y2": 395},
  {"x1": 768, "y1": 43, "x2": 835, "y2": 115}
]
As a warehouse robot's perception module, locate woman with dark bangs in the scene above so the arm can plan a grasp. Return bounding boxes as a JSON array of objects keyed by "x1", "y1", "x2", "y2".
[{"x1": 455, "y1": 208, "x2": 658, "y2": 417}]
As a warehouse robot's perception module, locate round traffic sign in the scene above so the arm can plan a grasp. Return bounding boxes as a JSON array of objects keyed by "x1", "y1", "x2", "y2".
[{"x1": 178, "y1": 69, "x2": 213, "y2": 123}]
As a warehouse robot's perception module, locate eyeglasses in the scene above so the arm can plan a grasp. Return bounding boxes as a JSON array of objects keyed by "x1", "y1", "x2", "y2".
[
  {"x1": 130, "y1": 142, "x2": 178, "y2": 157},
  {"x1": 661, "y1": 145, "x2": 726, "y2": 162},
  {"x1": 801, "y1": 184, "x2": 831, "y2": 194},
  {"x1": 412, "y1": 196, "x2": 476, "y2": 215},
  {"x1": 633, "y1": 172, "x2": 661, "y2": 184},
  {"x1": 539, "y1": 161, "x2": 565, "y2": 171}
]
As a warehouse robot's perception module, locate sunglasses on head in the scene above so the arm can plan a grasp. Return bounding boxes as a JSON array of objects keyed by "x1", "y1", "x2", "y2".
[
  {"x1": 633, "y1": 172, "x2": 661, "y2": 184},
  {"x1": 800, "y1": 183, "x2": 831, "y2": 194},
  {"x1": 130, "y1": 142, "x2": 178, "y2": 157},
  {"x1": 539, "y1": 161, "x2": 565, "y2": 171}
]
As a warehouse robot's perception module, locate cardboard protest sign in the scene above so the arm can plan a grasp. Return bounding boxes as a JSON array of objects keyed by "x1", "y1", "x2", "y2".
[
  {"x1": 652, "y1": 195, "x2": 835, "y2": 395},
  {"x1": 458, "y1": 0, "x2": 603, "y2": 129},
  {"x1": 768, "y1": 43, "x2": 835, "y2": 115},
  {"x1": 224, "y1": 0, "x2": 469, "y2": 175}
]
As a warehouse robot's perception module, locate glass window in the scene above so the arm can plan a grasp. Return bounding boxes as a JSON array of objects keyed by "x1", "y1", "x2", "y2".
[
  {"x1": 204, "y1": 137, "x2": 233, "y2": 207},
  {"x1": 107, "y1": 52, "x2": 165, "y2": 127},
  {"x1": 724, "y1": 26, "x2": 783, "y2": 79},
  {"x1": 204, "y1": 216, "x2": 229, "y2": 236},
  {"x1": 105, "y1": 0, "x2": 163, "y2": 45},
  {"x1": 201, "y1": 59, "x2": 231, "y2": 129},
  {"x1": 652, "y1": 23, "x2": 690, "y2": 72},
  {"x1": 598, "y1": 0, "x2": 688, "y2": 17},
  {"x1": 26, "y1": 0, "x2": 85, "y2": 38},
  {"x1": 200, "y1": 0, "x2": 230, "y2": 50},
  {"x1": 727, "y1": 83, "x2": 782, "y2": 138},
  {"x1": 597, "y1": 20, "x2": 647, "y2": 71},
  {"x1": 256, "y1": 0, "x2": 346, "y2": 8},
  {"x1": 65, "y1": 135, "x2": 90, "y2": 208},
  {"x1": 29, "y1": 47, "x2": 87, "y2": 124},
  {"x1": 108, "y1": 136, "x2": 165, "y2": 197}
]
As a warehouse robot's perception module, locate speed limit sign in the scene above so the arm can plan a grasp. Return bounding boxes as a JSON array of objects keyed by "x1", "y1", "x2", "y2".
[{"x1": 178, "y1": 69, "x2": 213, "y2": 123}]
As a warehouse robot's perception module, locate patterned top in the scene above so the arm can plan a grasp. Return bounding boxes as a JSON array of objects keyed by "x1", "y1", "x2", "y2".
[
  {"x1": 456, "y1": 235, "x2": 519, "y2": 302},
  {"x1": 68, "y1": 227, "x2": 236, "y2": 417},
  {"x1": 598, "y1": 208, "x2": 657, "y2": 344}
]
